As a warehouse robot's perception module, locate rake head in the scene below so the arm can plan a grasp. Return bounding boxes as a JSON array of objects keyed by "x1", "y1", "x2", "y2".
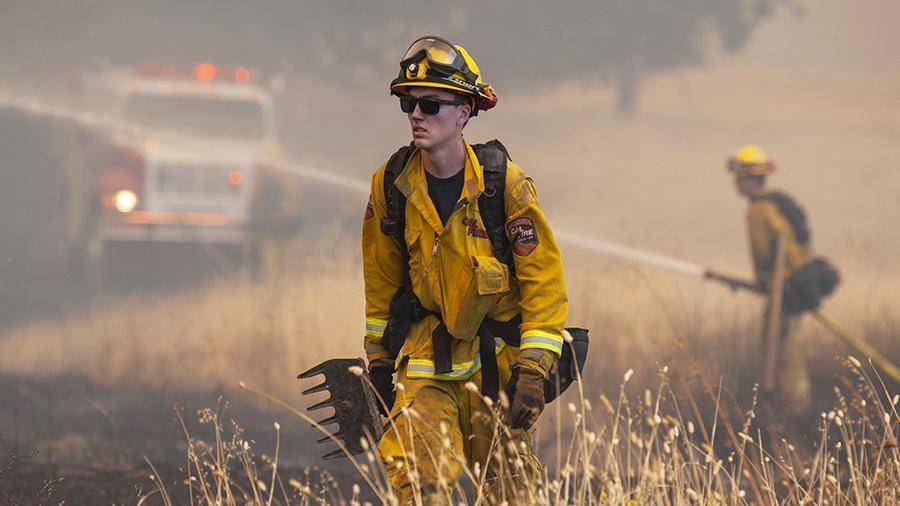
[{"x1": 298, "y1": 357, "x2": 385, "y2": 460}]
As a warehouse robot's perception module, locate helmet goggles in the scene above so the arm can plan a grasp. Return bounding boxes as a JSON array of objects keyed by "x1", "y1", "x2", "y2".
[
  {"x1": 390, "y1": 35, "x2": 498, "y2": 115},
  {"x1": 727, "y1": 159, "x2": 775, "y2": 176},
  {"x1": 399, "y1": 36, "x2": 479, "y2": 89}
]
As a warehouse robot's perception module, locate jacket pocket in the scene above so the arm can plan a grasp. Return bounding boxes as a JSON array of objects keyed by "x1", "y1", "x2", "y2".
[
  {"x1": 473, "y1": 255, "x2": 510, "y2": 295},
  {"x1": 444, "y1": 255, "x2": 509, "y2": 340}
]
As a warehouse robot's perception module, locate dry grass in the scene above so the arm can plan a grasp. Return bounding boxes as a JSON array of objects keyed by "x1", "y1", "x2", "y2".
[
  {"x1": 136, "y1": 352, "x2": 899, "y2": 505},
  {"x1": 0, "y1": 257, "x2": 362, "y2": 401},
  {"x1": 1, "y1": 254, "x2": 897, "y2": 504},
  {"x1": 1, "y1": 255, "x2": 895, "y2": 410}
]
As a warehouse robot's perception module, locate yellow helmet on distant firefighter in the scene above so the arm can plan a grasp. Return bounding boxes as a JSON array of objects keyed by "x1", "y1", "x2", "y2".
[
  {"x1": 390, "y1": 35, "x2": 498, "y2": 115},
  {"x1": 727, "y1": 144, "x2": 776, "y2": 176}
]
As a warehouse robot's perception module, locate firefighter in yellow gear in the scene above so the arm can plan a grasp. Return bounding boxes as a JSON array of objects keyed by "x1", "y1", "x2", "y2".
[
  {"x1": 363, "y1": 36, "x2": 567, "y2": 503},
  {"x1": 729, "y1": 144, "x2": 813, "y2": 414}
]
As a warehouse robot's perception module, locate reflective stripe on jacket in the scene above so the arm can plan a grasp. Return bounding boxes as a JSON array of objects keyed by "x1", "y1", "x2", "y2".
[
  {"x1": 362, "y1": 139, "x2": 568, "y2": 378},
  {"x1": 405, "y1": 337, "x2": 507, "y2": 380}
]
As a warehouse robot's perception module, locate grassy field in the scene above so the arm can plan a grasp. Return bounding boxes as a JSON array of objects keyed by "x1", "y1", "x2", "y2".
[{"x1": 1, "y1": 66, "x2": 898, "y2": 503}]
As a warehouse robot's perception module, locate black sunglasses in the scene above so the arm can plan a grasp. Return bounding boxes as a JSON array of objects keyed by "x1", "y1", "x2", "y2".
[{"x1": 399, "y1": 95, "x2": 467, "y2": 115}]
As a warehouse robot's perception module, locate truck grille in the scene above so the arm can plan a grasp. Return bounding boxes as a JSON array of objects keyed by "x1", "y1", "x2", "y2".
[{"x1": 156, "y1": 165, "x2": 241, "y2": 196}]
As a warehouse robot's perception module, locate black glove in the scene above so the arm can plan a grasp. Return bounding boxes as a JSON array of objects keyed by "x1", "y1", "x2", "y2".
[
  {"x1": 368, "y1": 366, "x2": 395, "y2": 417},
  {"x1": 505, "y1": 365, "x2": 546, "y2": 430}
]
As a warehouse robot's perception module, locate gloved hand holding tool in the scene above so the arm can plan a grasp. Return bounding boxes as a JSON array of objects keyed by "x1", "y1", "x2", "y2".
[{"x1": 505, "y1": 364, "x2": 546, "y2": 430}]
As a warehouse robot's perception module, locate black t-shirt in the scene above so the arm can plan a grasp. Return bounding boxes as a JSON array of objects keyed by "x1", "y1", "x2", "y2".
[{"x1": 425, "y1": 168, "x2": 464, "y2": 225}]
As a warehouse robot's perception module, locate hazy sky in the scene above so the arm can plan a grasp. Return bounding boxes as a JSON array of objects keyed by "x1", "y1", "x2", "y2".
[{"x1": 728, "y1": 0, "x2": 900, "y2": 72}]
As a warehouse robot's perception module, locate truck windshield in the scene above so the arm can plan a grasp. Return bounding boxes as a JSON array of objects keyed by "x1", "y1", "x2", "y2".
[{"x1": 124, "y1": 95, "x2": 266, "y2": 140}]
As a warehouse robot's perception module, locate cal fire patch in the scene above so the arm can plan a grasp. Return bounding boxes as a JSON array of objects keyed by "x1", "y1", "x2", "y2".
[
  {"x1": 364, "y1": 199, "x2": 375, "y2": 220},
  {"x1": 507, "y1": 217, "x2": 538, "y2": 256}
]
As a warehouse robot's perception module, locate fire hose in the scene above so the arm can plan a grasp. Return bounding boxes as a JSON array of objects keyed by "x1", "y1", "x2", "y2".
[{"x1": 556, "y1": 230, "x2": 900, "y2": 382}]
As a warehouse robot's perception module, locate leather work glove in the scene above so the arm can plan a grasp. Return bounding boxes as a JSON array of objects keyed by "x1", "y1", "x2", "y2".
[
  {"x1": 505, "y1": 365, "x2": 546, "y2": 430},
  {"x1": 368, "y1": 366, "x2": 395, "y2": 417}
]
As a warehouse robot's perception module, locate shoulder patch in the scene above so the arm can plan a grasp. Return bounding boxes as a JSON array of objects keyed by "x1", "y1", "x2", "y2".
[
  {"x1": 507, "y1": 217, "x2": 538, "y2": 256},
  {"x1": 364, "y1": 199, "x2": 375, "y2": 220}
]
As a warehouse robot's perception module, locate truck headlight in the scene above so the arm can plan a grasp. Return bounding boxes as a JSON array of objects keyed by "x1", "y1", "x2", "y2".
[{"x1": 114, "y1": 190, "x2": 138, "y2": 213}]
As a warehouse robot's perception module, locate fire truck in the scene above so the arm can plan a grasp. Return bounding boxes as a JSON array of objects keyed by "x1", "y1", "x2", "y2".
[{"x1": 62, "y1": 63, "x2": 290, "y2": 287}]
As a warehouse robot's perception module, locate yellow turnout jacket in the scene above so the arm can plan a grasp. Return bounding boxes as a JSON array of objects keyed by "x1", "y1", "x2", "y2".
[
  {"x1": 747, "y1": 190, "x2": 813, "y2": 290},
  {"x1": 362, "y1": 140, "x2": 568, "y2": 380}
]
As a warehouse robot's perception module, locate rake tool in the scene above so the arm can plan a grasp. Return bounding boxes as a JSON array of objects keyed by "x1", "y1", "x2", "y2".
[{"x1": 298, "y1": 358, "x2": 385, "y2": 460}]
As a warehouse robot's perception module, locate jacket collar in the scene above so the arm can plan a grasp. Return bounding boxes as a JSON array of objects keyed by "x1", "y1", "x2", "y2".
[{"x1": 394, "y1": 139, "x2": 486, "y2": 234}]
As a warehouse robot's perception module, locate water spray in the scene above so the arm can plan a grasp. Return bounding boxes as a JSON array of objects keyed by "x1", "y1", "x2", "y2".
[{"x1": 554, "y1": 230, "x2": 707, "y2": 277}]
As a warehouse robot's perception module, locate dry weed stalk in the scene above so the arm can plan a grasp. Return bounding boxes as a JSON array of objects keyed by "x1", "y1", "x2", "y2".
[{"x1": 0, "y1": 449, "x2": 64, "y2": 504}]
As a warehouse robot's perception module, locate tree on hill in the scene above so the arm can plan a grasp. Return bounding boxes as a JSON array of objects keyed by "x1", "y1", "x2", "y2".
[
  {"x1": 456, "y1": 0, "x2": 795, "y2": 114},
  {"x1": 0, "y1": 0, "x2": 793, "y2": 114}
]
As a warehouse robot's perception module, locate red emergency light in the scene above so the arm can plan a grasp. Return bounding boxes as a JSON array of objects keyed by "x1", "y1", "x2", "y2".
[
  {"x1": 233, "y1": 67, "x2": 251, "y2": 83},
  {"x1": 193, "y1": 62, "x2": 217, "y2": 82},
  {"x1": 133, "y1": 63, "x2": 256, "y2": 84},
  {"x1": 227, "y1": 169, "x2": 245, "y2": 186}
]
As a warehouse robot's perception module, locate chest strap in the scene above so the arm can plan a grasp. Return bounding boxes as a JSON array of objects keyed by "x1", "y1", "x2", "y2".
[
  {"x1": 379, "y1": 140, "x2": 518, "y2": 400},
  {"x1": 477, "y1": 324, "x2": 500, "y2": 401}
]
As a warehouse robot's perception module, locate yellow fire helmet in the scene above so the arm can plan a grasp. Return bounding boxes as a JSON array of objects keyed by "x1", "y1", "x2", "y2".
[
  {"x1": 390, "y1": 35, "x2": 498, "y2": 115},
  {"x1": 727, "y1": 144, "x2": 776, "y2": 176}
]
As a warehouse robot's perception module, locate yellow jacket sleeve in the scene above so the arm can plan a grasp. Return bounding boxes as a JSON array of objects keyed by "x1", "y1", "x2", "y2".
[
  {"x1": 504, "y1": 163, "x2": 568, "y2": 365},
  {"x1": 748, "y1": 201, "x2": 776, "y2": 288},
  {"x1": 362, "y1": 167, "x2": 404, "y2": 368}
]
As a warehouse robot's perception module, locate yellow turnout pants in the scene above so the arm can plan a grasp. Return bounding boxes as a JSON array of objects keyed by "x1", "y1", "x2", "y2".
[
  {"x1": 377, "y1": 348, "x2": 543, "y2": 505},
  {"x1": 763, "y1": 310, "x2": 811, "y2": 415}
]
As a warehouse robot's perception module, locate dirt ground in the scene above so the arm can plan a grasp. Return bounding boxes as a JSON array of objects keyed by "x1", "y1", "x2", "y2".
[{"x1": 0, "y1": 374, "x2": 368, "y2": 503}]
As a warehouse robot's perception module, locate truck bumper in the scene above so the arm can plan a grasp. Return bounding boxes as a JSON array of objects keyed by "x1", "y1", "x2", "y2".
[{"x1": 95, "y1": 211, "x2": 248, "y2": 244}]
